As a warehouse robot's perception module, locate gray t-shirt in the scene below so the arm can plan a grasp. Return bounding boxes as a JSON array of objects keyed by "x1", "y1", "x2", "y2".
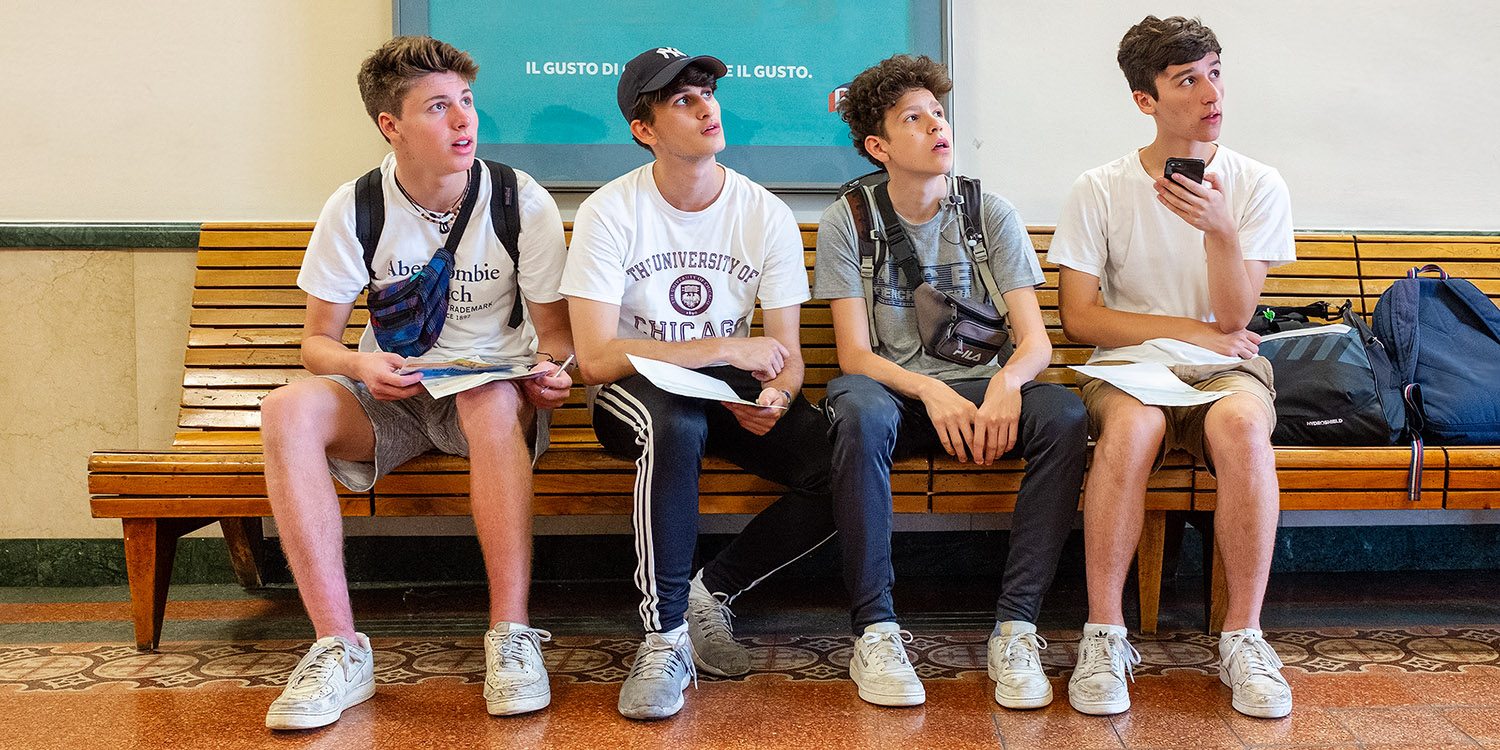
[{"x1": 814, "y1": 189, "x2": 1044, "y2": 382}]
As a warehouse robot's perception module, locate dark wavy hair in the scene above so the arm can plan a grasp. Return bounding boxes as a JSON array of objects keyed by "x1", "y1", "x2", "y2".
[
  {"x1": 838, "y1": 55, "x2": 953, "y2": 169},
  {"x1": 357, "y1": 36, "x2": 478, "y2": 141},
  {"x1": 1117, "y1": 16, "x2": 1221, "y2": 99},
  {"x1": 629, "y1": 64, "x2": 720, "y2": 151}
]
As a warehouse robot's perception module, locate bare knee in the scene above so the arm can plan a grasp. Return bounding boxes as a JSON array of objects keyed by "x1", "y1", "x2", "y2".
[
  {"x1": 1205, "y1": 395, "x2": 1275, "y2": 468},
  {"x1": 261, "y1": 381, "x2": 343, "y2": 444},
  {"x1": 1094, "y1": 396, "x2": 1166, "y2": 463},
  {"x1": 455, "y1": 381, "x2": 530, "y2": 444}
]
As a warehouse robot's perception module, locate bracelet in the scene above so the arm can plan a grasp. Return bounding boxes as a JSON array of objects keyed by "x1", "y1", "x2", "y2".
[{"x1": 778, "y1": 389, "x2": 793, "y2": 405}]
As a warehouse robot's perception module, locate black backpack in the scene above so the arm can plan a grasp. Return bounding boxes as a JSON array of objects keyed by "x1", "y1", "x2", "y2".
[
  {"x1": 837, "y1": 171, "x2": 998, "y2": 350},
  {"x1": 353, "y1": 159, "x2": 525, "y2": 329},
  {"x1": 1249, "y1": 300, "x2": 1406, "y2": 447}
]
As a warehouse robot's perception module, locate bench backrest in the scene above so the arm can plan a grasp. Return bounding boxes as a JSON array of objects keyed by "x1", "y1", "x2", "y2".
[{"x1": 180, "y1": 223, "x2": 1491, "y2": 447}]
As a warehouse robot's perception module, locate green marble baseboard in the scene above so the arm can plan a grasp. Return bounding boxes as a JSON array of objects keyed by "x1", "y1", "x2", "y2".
[
  {"x1": 0, "y1": 222, "x2": 200, "y2": 248},
  {"x1": 3, "y1": 526, "x2": 1498, "y2": 587}
]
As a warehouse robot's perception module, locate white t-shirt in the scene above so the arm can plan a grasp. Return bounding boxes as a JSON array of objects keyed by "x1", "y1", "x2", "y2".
[
  {"x1": 1047, "y1": 145, "x2": 1296, "y2": 366},
  {"x1": 559, "y1": 163, "x2": 810, "y2": 344},
  {"x1": 298, "y1": 152, "x2": 567, "y2": 362}
]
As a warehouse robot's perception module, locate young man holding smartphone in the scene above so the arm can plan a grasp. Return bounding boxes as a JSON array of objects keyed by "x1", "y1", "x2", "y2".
[
  {"x1": 560, "y1": 46, "x2": 838, "y2": 721},
  {"x1": 816, "y1": 54, "x2": 1087, "y2": 710},
  {"x1": 1049, "y1": 16, "x2": 1296, "y2": 718}
]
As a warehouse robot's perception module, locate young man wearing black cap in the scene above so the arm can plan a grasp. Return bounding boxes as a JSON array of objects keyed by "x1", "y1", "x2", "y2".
[{"x1": 560, "y1": 47, "x2": 839, "y2": 720}]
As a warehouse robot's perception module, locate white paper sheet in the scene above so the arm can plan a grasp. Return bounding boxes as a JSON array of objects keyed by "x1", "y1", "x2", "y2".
[
  {"x1": 1069, "y1": 362, "x2": 1233, "y2": 407},
  {"x1": 626, "y1": 354, "x2": 788, "y2": 410}
]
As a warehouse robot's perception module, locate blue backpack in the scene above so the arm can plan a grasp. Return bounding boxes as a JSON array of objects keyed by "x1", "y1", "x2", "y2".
[{"x1": 1372, "y1": 264, "x2": 1500, "y2": 445}]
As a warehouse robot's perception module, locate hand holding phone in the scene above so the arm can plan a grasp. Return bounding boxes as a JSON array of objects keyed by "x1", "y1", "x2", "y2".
[{"x1": 1164, "y1": 157, "x2": 1206, "y2": 184}]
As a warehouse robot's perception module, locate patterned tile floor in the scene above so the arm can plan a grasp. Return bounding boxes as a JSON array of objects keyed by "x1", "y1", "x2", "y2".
[{"x1": 1, "y1": 571, "x2": 1498, "y2": 748}]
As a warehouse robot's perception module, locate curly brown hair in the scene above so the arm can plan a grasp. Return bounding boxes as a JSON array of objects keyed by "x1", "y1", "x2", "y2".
[
  {"x1": 1117, "y1": 16, "x2": 1221, "y2": 99},
  {"x1": 357, "y1": 36, "x2": 479, "y2": 140},
  {"x1": 838, "y1": 54, "x2": 952, "y2": 169}
]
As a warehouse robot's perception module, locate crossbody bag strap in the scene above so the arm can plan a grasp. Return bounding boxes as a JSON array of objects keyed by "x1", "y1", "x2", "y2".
[{"x1": 870, "y1": 182, "x2": 924, "y2": 286}]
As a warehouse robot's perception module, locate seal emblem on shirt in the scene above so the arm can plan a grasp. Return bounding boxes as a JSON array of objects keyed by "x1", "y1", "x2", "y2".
[{"x1": 669, "y1": 274, "x2": 713, "y2": 316}]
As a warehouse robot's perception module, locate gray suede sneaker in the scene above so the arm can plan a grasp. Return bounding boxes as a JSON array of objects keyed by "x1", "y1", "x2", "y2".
[
  {"x1": 618, "y1": 630, "x2": 697, "y2": 720},
  {"x1": 687, "y1": 572, "x2": 750, "y2": 677}
]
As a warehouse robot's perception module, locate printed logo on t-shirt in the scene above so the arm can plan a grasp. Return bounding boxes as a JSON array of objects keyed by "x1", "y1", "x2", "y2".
[
  {"x1": 669, "y1": 274, "x2": 713, "y2": 315},
  {"x1": 874, "y1": 261, "x2": 973, "y2": 307}
]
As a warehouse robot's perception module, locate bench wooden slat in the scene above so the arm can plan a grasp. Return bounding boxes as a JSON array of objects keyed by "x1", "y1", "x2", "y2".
[{"x1": 91, "y1": 496, "x2": 370, "y2": 518}]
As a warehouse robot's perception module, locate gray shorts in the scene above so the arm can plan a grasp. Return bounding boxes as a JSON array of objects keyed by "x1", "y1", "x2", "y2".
[{"x1": 318, "y1": 375, "x2": 550, "y2": 492}]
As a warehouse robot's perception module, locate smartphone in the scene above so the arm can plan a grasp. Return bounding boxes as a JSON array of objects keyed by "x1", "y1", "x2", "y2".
[{"x1": 1164, "y1": 157, "x2": 1206, "y2": 184}]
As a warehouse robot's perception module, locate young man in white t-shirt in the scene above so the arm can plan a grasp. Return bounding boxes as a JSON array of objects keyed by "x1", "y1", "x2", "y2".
[
  {"x1": 258, "y1": 37, "x2": 574, "y2": 729},
  {"x1": 1048, "y1": 17, "x2": 1295, "y2": 719},
  {"x1": 560, "y1": 47, "x2": 837, "y2": 721},
  {"x1": 816, "y1": 55, "x2": 1087, "y2": 710}
]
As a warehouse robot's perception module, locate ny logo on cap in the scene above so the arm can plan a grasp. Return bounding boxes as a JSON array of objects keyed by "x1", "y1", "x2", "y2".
[{"x1": 654, "y1": 47, "x2": 685, "y2": 59}]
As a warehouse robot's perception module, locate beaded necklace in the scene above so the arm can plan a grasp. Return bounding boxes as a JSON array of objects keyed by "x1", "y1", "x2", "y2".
[{"x1": 394, "y1": 174, "x2": 470, "y2": 234}]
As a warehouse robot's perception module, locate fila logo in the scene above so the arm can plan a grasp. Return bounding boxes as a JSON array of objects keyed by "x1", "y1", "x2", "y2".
[{"x1": 655, "y1": 47, "x2": 685, "y2": 59}]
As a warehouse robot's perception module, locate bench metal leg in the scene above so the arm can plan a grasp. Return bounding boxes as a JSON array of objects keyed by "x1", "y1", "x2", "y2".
[
  {"x1": 219, "y1": 517, "x2": 264, "y2": 589},
  {"x1": 121, "y1": 517, "x2": 213, "y2": 650},
  {"x1": 1135, "y1": 509, "x2": 1167, "y2": 634}
]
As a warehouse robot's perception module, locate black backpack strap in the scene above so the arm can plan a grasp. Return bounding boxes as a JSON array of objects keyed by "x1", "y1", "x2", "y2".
[
  {"x1": 952, "y1": 175, "x2": 1005, "y2": 308},
  {"x1": 483, "y1": 160, "x2": 525, "y2": 329},
  {"x1": 844, "y1": 186, "x2": 884, "y2": 348},
  {"x1": 353, "y1": 167, "x2": 385, "y2": 281}
]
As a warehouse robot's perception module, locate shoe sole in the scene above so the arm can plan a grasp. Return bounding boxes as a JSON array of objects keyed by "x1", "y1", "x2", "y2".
[
  {"x1": 618, "y1": 672, "x2": 690, "y2": 720},
  {"x1": 1067, "y1": 693, "x2": 1130, "y2": 716},
  {"x1": 1220, "y1": 671, "x2": 1291, "y2": 718},
  {"x1": 856, "y1": 685, "x2": 926, "y2": 707},
  {"x1": 995, "y1": 683, "x2": 1053, "y2": 709},
  {"x1": 265, "y1": 675, "x2": 376, "y2": 730},
  {"x1": 487, "y1": 689, "x2": 551, "y2": 716}
]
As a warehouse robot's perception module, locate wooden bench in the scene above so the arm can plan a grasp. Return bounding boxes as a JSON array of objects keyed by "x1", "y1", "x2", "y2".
[{"x1": 88, "y1": 223, "x2": 1497, "y2": 649}]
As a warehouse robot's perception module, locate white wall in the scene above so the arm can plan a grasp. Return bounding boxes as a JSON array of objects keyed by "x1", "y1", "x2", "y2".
[
  {"x1": 953, "y1": 1, "x2": 1500, "y2": 231},
  {"x1": 3, "y1": 2, "x2": 1498, "y2": 229}
]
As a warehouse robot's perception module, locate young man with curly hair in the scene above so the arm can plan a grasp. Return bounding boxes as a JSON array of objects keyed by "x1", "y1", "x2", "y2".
[
  {"x1": 1050, "y1": 16, "x2": 1295, "y2": 718},
  {"x1": 816, "y1": 54, "x2": 1088, "y2": 709},
  {"x1": 259, "y1": 36, "x2": 573, "y2": 729}
]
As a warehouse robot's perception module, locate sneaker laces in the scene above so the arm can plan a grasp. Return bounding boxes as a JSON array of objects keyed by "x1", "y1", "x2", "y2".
[
  {"x1": 487, "y1": 626, "x2": 552, "y2": 671},
  {"x1": 1224, "y1": 631, "x2": 1284, "y2": 683},
  {"x1": 1076, "y1": 630, "x2": 1141, "y2": 684},
  {"x1": 630, "y1": 632, "x2": 698, "y2": 689},
  {"x1": 688, "y1": 592, "x2": 736, "y2": 642},
  {"x1": 1001, "y1": 631, "x2": 1048, "y2": 671},
  {"x1": 283, "y1": 638, "x2": 349, "y2": 698},
  {"x1": 859, "y1": 629, "x2": 915, "y2": 672}
]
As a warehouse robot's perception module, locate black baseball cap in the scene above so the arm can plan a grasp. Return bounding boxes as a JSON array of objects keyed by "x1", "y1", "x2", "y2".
[{"x1": 616, "y1": 47, "x2": 728, "y2": 122}]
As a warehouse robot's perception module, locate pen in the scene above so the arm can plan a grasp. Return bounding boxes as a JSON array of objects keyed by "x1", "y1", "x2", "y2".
[{"x1": 551, "y1": 354, "x2": 575, "y2": 378}]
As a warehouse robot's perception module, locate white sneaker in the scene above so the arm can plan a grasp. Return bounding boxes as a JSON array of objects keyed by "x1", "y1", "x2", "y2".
[
  {"x1": 1067, "y1": 623, "x2": 1139, "y2": 715},
  {"x1": 484, "y1": 622, "x2": 552, "y2": 716},
  {"x1": 989, "y1": 620, "x2": 1053, "y2": 709},
  {"x1": 1219, "y1": 628, "x2": 1292, "y2": 718},
  {"x1": 265, "y1": 633, "x2": 375, "y2": 730},
  {"x1": 849, "y1": 622, "x2": 926, "y2": 707},
  {"x1": 618, "y1": 629, "x2": 697, "y2": 720},
  {"x1": 687, "y1": 572, "x2": 750, "y2": 677}
]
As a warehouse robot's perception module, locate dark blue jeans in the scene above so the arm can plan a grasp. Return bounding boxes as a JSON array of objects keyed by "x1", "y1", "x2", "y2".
[{"x1": 822, "y1": 374, "x2": 1088, "y2": 632}]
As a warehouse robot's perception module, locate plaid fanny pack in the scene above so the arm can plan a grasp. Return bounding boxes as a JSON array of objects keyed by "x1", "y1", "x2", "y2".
[{"x1": 361, "y1": 162, "x2": 481, "y2": 357}]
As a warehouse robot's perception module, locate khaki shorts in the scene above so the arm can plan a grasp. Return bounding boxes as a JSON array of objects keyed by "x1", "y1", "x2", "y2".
[
  {"x1": 1076, "y1": 357, "x2": 1276, "y2": 474},
  {"x1": 318, "y1": 374, "x2": 549, "y2": 492}
]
